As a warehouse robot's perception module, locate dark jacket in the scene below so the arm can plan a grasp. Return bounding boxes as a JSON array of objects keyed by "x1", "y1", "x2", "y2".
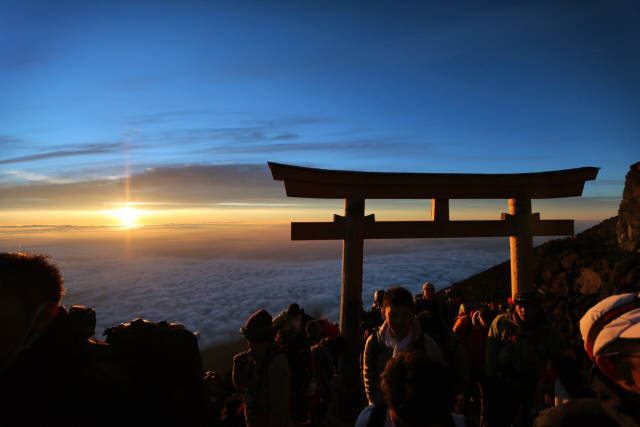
[
  {"x1": 0, "y1": 307, "x2": 128, "y2": 426},
  {"x1": 486, "y1": 311, "x2": 564, "y2": 387}
]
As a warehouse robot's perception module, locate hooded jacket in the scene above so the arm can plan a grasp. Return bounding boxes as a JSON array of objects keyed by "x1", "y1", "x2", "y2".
[{"x1": 363, "y1": 319, "x2": 445, "y2": 405}]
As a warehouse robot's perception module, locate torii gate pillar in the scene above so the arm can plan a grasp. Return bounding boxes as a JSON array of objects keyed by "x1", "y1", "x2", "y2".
[
  {"x1": 509, "y1": 198, "x2": 534, "y2": 296},
  {"x1": 335, "y1": 198, "x2": 365, "y2": 420}
]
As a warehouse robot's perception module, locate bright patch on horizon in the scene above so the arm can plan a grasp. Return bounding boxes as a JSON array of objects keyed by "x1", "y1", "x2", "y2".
[{"x1": 103, "y1": 206, "x2": 144, "y2": 228}]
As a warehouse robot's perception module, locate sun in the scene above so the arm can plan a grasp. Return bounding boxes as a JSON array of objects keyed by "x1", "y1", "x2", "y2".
[{"x1": 107, "y1": 206, "x2": 142, "y2": 228}]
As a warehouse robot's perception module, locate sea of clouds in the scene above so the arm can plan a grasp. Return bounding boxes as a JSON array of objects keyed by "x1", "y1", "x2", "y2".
[
  {"x1": 57, "y1": 241, "x2": 509, "y2": 348},
  {"x1": 1, "y1": 222, "x2": 598, "y2": 348}
]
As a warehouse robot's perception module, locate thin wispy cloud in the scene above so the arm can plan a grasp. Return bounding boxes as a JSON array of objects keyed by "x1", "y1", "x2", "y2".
[
  {"x1": 0, "y1": 135, "x2": 24, "y2": 145},
  {"x1": 0, "y1": 163, "x2": 284, "y2": 209},
  {"x1": 124, "y1": 110, "x2": 213, "y2": 126},
  {"x1": 4, "y1": 170, "x2": 75, "y2": 184},
  {"x1": 0, "y1": 143, "x2": 123, "y2": 165}
]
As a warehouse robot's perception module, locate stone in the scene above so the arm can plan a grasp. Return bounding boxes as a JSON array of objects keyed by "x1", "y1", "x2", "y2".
[
  {"x1": 575, "y1": 268, "x2": 602, "y2": 295},
  {"x1": 621, "y1": 265, "x2": 640, "y2": 287},
  {"x1": 541, "y1": 265, "x2": 554, "y2": 283},
  {"x1": 560, "y1": 253, "x2": 579, "y2": 270},
  {"x1": 552, "y1": 272, "x2": 570, "y2": 297},
  {"x1": 617, "y1": 162, "x2": 640, "y2": 252}
]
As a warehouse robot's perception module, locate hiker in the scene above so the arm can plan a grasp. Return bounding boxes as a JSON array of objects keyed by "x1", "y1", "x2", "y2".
[
  {"x1": 309, "y1": 335, "x2": 344, "y2": 426},
  {"x1": 414, "y1": 282, "x2": 443, "y2": 316},
  {"x1": 454, "y1": 304, "x2": 492, "y2": 377},
  {"x1": 306, "y1": 319, "x2": 324, "y2": 346},
  {"x1": 451, "y1": 305, "x2": 493, "y2": 423},
  {"x1": 356, "y1": 351, "x2": 465, "y2": 427},
  {"x1": 534, "y1": 293, "x2": 640, "y2": 426},
  {"x1": 363, "y1": 286, "x2": 445, "y2": 406},
  {"x1": 0, "y1": 252, "x2": 125, "y2": 425},
  {"x1": 277, "y1": 314, "x2": 318, "y2": 426},
  {"x1": 306, "y1": 318, "x2": 339, "y2": 346},
  {"x1": 452, "y1": 303, "x2": 472, "y2": 335},
  {"x1": 418, "y1": 309, "x2": 472, "y2": 415},
  {"x1": 363, "y1": 289, "x2": 386, "y2": 335},
  {"x1": 485, "y1": 291, "x2": 565, "y2": 427},
  {"x1": 273, "y1": 302, "x2": 313, "y2": 338},
  {"x1": 232, "y1": 309, "x2": 293, "y2": 427}
]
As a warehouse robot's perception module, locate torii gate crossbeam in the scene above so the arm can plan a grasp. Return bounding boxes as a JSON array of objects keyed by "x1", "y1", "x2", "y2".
[{"x1": 268, "y1": 161, "x2": 598, "y2": 423}]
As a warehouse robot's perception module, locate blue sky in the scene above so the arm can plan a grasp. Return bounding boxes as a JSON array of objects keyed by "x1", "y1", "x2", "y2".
[{"x1": 1, "y1": 1, "x2": 638, "y2": 224}]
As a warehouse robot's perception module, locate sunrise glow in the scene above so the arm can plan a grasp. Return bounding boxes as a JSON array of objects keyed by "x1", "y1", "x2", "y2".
[{"x1": 104, "y1": 206, "x2": 144, "y2": 228}]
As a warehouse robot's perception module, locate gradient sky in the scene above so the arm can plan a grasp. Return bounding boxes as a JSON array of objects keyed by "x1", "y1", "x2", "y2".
[{"x1": 2, "y1": 1, "x2": 639, "y2": 228}]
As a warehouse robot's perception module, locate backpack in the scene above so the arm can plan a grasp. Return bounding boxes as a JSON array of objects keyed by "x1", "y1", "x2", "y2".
[{"x1": 103, "y1": 318, "x2": 206, "y2": 421}]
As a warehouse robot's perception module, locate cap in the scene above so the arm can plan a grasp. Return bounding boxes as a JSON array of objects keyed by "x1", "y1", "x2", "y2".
[
  {"x1": 513, "y1": 292, "x2": 537, "y2": 305},
  {"x1": 240, "y1": 309, "x2": 274, "y2": 342},
  {"x1": 579, "y1": 293, "x2": 640, "y2": 360},
  {"x1": 423, "y1": 282, "x2": 435, "y2": 292}
]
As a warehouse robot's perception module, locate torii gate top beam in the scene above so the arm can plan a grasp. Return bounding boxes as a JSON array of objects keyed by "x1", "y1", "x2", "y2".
[{"x1": 268, "y1": 162, "x2": 599, "y2": 199}]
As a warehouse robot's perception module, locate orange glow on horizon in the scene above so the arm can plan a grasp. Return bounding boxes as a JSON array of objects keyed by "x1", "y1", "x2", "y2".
[{"x1": 0, "y1": 197, "x2": 621, "y2": 228}]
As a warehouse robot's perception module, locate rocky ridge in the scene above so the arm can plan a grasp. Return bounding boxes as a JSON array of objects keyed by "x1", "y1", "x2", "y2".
[{"x1": 451, "y1": 162, "x2": 640, "y2": 349}]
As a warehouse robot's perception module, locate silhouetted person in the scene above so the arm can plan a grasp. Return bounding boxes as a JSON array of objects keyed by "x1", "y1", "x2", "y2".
[
  {"x1": 356, "y1": 351, "x2": 465, "y2": 426},
  {"x1": 363, "y1": 289, "x2": 386, "y2": 336},
  {"x1": 0, "y1": 252, "x2": 123, "y2": 426},
  {"x1": 363, "y1": 286, "x2": 445, "y2": 406},
  {"x1": 306, "y1": 317, "x2": 339, "y2": 347},
  {"x1": 485, "y1": 292, "x2": 564, "y2": 427},
  {"x1": 534, "y1": 293, "x2": 640, "y2": 427},
  {"x1": 414, "y1": 282, "x2": 444, "y2": 316},
  {"x1": 419, "y1": 310, "x2": 471, "y2": 413},
  {"x1": 306, "y1": 319, "x2": 324, "y2": 346},
  {"x1": 232, "y1": 309, "x2": 293, "y2": 427},
  {"x1": 273, "y1": 302, "x2": 312, "y2": 338},
  {"x1": 310, "y1": 335, "x2": 344, "y2": 427}
]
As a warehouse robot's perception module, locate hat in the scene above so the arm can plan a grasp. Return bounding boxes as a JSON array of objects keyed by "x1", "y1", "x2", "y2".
[
  {"x1": 423, "y1": 282, "x2": 435, "y2": 292},
  {"x1": 241, "y1": 309, "x2": 274, "y2": 342},
  {"x1": 513, "y1": 292, "x2": 537, "y2": 305},
  {"x1": 580, "y1": 293, "x2": 640, "y2": 360}
]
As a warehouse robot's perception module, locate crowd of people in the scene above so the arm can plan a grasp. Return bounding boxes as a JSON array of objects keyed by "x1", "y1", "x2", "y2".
[{"x1": 2, "y1": 251, "x2": 640, "y2": 427}]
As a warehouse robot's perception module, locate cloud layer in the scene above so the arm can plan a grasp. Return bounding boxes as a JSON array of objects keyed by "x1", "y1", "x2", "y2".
[{"x1": 52, "y1": 238, "x2": 511, "y2": 347}]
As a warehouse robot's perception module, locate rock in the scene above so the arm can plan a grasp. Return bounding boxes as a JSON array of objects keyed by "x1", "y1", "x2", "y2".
[
  {"x1": 617, "y1": 162, "x2": 640, "y2": 252},
  {"x1": 561, "y1": 253, "x2": 578, "y2": 270},
  {"x1": 551, "y1": 272, "x2": 570, "y2": 297},
  {"x1": 621, "y1": 264, "x2": 640, "y2": 287},
  {"x1": 541, "y1": 265, "x2": 554, "y2": 283},
  {"x1": 575, "y1": 268, "x2": 602, "y2": 295}
]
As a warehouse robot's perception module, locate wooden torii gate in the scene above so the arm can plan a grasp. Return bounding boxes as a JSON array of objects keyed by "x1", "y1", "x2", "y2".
[{"x1": 268, "y1": 161, "x2": 598, "y2": 422}]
